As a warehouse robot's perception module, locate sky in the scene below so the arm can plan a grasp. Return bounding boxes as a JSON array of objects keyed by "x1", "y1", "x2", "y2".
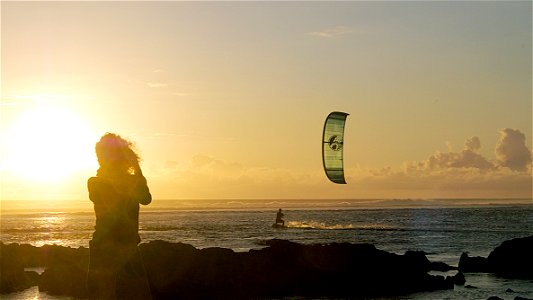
[{"x1": 1, "y1": 1, "x2": 532, "y2": 201}]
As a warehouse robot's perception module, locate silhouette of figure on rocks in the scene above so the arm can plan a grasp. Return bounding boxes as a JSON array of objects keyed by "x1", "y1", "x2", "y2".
[{"x1": 87, "y1": 133, "x2": 152, "y2": 299}]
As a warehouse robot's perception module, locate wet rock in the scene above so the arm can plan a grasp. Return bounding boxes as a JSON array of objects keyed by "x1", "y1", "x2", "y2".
[
  {"x1": 430, "y1": 261, "x2": 457, "y2": 272},
  {"x1": 487, "y1": 235, "x2": 533, "y2": 279},
  {"x1": 37, "y1": 245, "x2": 89, "y2": 298},
  {"x1": 1, "y1": 240, "x2": 455, "y2": 299},
  {"x1": 458, "y1": 252, "x2": 489, "y2": 272},
  {"x1": 0, "y1": 242, "x2": 41, "y2": 293},
  {"x1": 446, "y1": 271, "x2": 465, "y2": 286},
  {"x1": 141, "y1": 239, "x2": 453, "y2": 299}
]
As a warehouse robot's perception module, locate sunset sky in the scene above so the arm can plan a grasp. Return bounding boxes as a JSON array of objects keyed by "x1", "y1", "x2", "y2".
[{"x1": 1, "y1": 1, "x2": 531, "y2": 201}]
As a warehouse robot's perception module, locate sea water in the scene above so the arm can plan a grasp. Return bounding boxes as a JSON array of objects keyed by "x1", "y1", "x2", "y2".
[{"x1": 1, "y1": 199, "x2": 532, "y2": 299}]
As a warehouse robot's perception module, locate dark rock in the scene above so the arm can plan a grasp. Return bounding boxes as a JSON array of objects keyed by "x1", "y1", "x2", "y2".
[
  {"x1": 506, "y1": 288, "x2": 516, "y2": 293},
  {"x1": 37, "y1": 245, "x2": 89, "y2": 298},
  {"x1": 487, "y1": 235, "x2": 533, "y2": 279},
  {"x1": 487, "y1": 297, "x2": 504, "y2": 300},
  {"x1": 0, "y1": 242, "x2": 41, "y2": 293},
  {"x1": 140, "y1": 240, "x2": 453, "y2": 299},
  {"x1": 430, "y1": 261, "x2": 457, "y2": 272},
  {"x1": 0, "y1": 268, "x2": 39, "y2": 294},
  {"x1": 445, "y1": 271, "x2": 465, "y2": 286},
  {"x1": 1, "y1": 240, "x2": 454, "y2": 299},
  {"x1": 459, "y1": 252, "x2": 489, "y2": 272},
  {"x1": 514, "y1": 297, "x2": 533, "y2": 300},
  {"x1": 465, "y1": 284, "x2": 477, "y2": 289}
]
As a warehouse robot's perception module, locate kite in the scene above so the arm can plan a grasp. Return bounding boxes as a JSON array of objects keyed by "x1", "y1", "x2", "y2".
[{"x1": 322, "y1": 111, "x2": 349, "y2": 184}]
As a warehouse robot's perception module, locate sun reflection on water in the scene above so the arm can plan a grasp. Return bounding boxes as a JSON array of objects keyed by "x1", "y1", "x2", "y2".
[{"x1": 32, "y1": 214, "x2": 68, "y2": 247}]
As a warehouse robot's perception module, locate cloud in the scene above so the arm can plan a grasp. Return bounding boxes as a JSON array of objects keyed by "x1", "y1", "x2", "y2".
[
  {"x1": 349, "y1": 130, "x2": 532, "y2": 198},
  {"x1": 406, "y1": 136, "x2": 495, "y2": 172},
  {"x1": 145, "y1": 129, "x2": 531, "y2": 200},
  {"x1": 495, "y1": 128, "x2": 532, "y2": 171},
  {"x1": 464, "y1": 136, "x2": 481, "y2": 152},
  {"x1": 309, "y1": 26, "x2": 353, "y2": 38},
  {"x1": 146, "y1": 82, "x2": 167, "y2": 88}
]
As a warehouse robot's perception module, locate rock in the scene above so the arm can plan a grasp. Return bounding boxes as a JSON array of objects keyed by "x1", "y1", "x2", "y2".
[
  {"x1": 37, "y1": 245, "x2": 89, "y2": 298},
  {"x1": 0, "y1": 242, "x2": 41, "y2": 293},
  {"x1": 487, "y1": 297, "x2": 504, "y2": 300},
  {"x1": 445, "y1": 271, "x2": 465, "y2": 286},
  {"x1": 487, "y1": 235, "x2": 533, "y2": 278},
  {"x1": 0, "y1": 268, "x2": 39, "y2": 294},
  {"x1": 1, "y1": 240, "x2": 454, "y2": 299},
  {"x1": 430, "y1": 261, "x2": 457, "y2": 272},
  {"x1": 140, "y1": 239, "x2": 453, "y2": 299},
  {"x1": 458, "y1": 252, "x2": 489, "y2": 272},
  {"x1": 514, "y1": 297, "x2": 533, "y2": 300}
]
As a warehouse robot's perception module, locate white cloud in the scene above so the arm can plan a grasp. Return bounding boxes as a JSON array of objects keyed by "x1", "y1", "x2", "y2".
[
  {"x1": 464, "y1": 136, "x2": 481, "y2": 152},
  {"x1": 146, "y1": 82, "x2": 167, "y2": 88},
  {"x1": 495, "y1": 128, "x2": 532, "y2": 171},
  {"x1": 145, "y1": 129, "x2": 532, "y2": 200},
  {"x1": 406, "y1": 136, "x2": 495, "y2": 171},
  {"x1": 309, "y1": 26, "x2": 353, "y2": 38}
]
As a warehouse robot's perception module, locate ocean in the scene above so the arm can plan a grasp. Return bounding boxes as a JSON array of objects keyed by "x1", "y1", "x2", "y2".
[{"x1": 1, "y1": 199, "x2": 532, "y2": 299}]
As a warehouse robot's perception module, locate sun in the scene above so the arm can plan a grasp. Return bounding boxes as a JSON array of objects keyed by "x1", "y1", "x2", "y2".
[{"x1": 3, "y1": 105, "x2": 99, "y2": 182}]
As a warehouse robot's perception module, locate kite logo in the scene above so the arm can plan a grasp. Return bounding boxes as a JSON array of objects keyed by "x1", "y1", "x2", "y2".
[{"x1": 328, "y1": 135, "x2": 343, "y2": 151}]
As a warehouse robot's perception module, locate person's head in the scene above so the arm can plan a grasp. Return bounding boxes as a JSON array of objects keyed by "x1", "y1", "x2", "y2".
[
  {"x1": 279, "y1": 208, "x2": 282, "y2": 212},
  {"x1": 95, "y1": 133, "x2": 139, "y2": 175}
]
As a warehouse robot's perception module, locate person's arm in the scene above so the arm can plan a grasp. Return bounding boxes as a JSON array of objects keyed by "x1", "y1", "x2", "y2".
[
  {"x1": 132, "y1": 174, "x2": 152, "y2": 205},
  {"x1": 131, "y1": 161, "x2": 152, "y2": 205}
]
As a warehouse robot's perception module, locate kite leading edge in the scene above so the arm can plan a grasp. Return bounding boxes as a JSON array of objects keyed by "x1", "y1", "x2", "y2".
[{"x1": 322, "y1": 111, "x2": 349, "y2": 184}]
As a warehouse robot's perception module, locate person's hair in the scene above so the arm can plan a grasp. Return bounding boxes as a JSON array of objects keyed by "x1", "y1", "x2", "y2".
[{"x1": 95, "y1": 133, "x2": 139, "y2": 174}]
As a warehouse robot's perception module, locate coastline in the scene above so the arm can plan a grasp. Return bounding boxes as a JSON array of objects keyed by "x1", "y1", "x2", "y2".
[{"x1": 1, "y1": 236, "x2": 532, "y2": 299}]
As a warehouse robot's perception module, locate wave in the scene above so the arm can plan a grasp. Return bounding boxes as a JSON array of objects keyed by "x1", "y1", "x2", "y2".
[
  {"x1": 284, "y1": 221, "x2": 410, "y2": 231},
  {"x1": 140, "y1": 225, "x2": 183, "y2": 232},
  {"x1": 286, "y1": 221, "x2": 355, "y2": 230}
]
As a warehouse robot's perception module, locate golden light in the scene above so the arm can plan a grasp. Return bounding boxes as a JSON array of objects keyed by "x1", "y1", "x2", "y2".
[{"x1": 4, "y1": 104, "x2": 99, "y2": 182}]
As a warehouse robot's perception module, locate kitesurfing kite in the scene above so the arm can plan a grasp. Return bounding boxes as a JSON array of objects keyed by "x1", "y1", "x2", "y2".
[{"x1": 322, "y1": 112, "x2": 349, "y2": 184}]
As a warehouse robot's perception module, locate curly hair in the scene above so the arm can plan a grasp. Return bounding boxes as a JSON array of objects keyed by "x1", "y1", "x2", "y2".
[{"x1": 95, "y1": 133, "x2": 140, "y2": 175}]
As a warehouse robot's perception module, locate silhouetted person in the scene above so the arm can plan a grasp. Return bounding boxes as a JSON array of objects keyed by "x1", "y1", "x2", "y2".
[
  {"x1": 275, "y1": 208, "x2": 285, "y2": 226},
  {"x1": 87, "y1": 133, "x2": 152, "y2": 299}
]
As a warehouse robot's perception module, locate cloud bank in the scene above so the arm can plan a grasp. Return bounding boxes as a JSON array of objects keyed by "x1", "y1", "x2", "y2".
[
  {"x1": 495, "y1": 128, "x2": 532, "y2": 171},
  {"x1": 149, "y1": 128, "x2": 531, "y2": 200}
]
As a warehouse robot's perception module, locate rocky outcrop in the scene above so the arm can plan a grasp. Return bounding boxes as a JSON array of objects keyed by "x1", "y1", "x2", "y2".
[
  {"x1": 1, "y1": 240, "x2": 453, "y2": 298},
  {"x1": 459, "y1": 252, "x2": 489, "y2": 272},
  {"x1": 140, "y1": 239, "x2": 453, "y2": 299},
  {"x1": 487, "y1": 235, "x2": 533, "y2": 278},
  {"x1": 0, "y1": 242, "x2": 89, "y2": 297},
  {"x1": 459, "y1": 235, "x2": 533, "y2": 279}
]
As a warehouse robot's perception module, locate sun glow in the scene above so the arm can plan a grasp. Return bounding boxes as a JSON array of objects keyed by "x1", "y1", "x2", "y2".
[{"x1": 3, "y1": 105, "x2": 98, "y2": 182}]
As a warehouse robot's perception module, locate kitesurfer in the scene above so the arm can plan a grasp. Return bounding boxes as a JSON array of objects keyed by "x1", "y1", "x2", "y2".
[{"x1": 275, "y1": 208, "x2": 285, "y2": 226}]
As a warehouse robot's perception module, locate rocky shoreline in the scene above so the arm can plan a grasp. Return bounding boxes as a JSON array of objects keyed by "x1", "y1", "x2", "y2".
[{"x1": 1, "y1": 235, "x2": 531, "y2": 299}]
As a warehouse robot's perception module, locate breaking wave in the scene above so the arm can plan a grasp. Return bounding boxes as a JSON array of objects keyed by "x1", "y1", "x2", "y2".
[
  {"x1": 286, "y1": 221, "x2": 354, "y2": 230},
  {"x1": 285, "y1": 221, "x2": 405, "y2": 231}
]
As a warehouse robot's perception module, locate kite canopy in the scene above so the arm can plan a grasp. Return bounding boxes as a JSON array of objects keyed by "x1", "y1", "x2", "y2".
[{"x1": 322, "y1": 112, "x2": 349, "y2": 184}]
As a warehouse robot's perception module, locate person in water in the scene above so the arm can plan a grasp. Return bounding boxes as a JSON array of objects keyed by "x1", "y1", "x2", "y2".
[
  {"x1": 275, "y1": 208, "x2": 285, "y2": 226},
  {"x1": 87, "y1": 133, "x2": 152, "y2": 299}
]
